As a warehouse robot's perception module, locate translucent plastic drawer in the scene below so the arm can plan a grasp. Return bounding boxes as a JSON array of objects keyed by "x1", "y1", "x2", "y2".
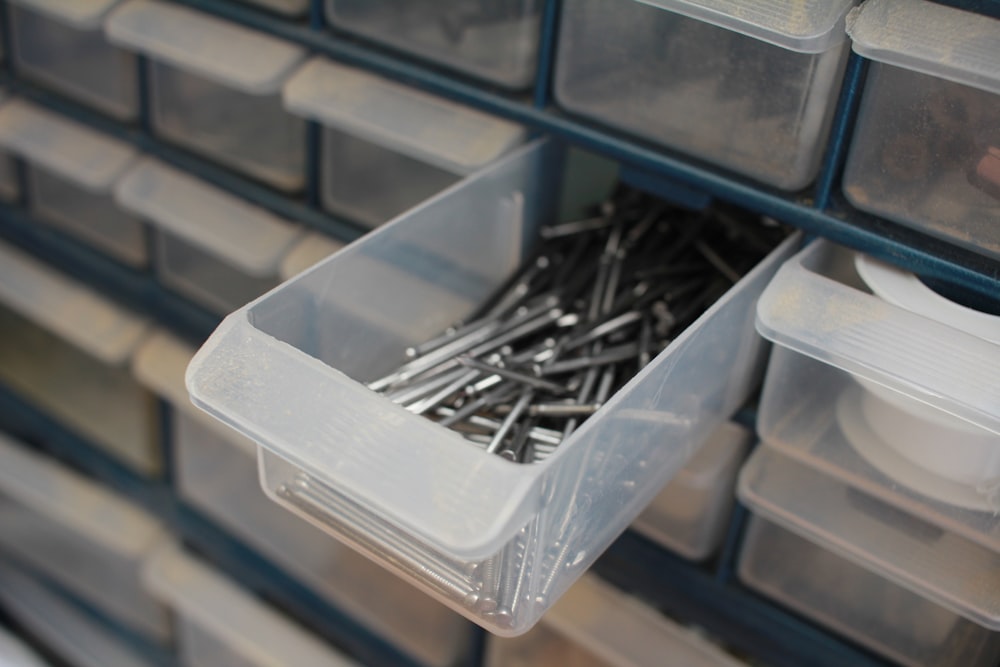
[
  {"x1": 752, "y1": 239, "x2": 1000, "y2": 629},
  {"x1": 843, "y1": 0, "x2": 1000, "y2": 260},
  {"x1": 0, "y1": 241, "x2": 160, "y2": 475},
  {"x1": 105, "y1": 0, "x2": 307, "y2": 191},
  {"x1": 234, "y1": 0, "x2": 308, "y2": 18},
  {"x1": 0, "y1": 563, "x2": 156, "y2": 667},
  {"x1": 0, "y1": 99, "x2": 146, "y2": 267},
  {"x1": 7, "y1": 0, "x2": 138, "y2": 120},
  {"x1": 279, "y1": 233, "x2": 346, "y2": 282},
  {"x1": 187, "y1": 139, "x2": 800, "y2": 634},
  {"x1": 143, "y1": 546, "x2": 357, "y2": 667},
  {"x1": 555, "y1": 0, "x2": 854, "y2": 190},
  {"x1": 115, "y1": 159, "x2": 302, "y2": 315},
  {"x1": 486, "y1": 573, "x2": 744, "y2": 667},
  {"x1": 0, "y1": 433, "x2": 171, "y2": 642},
  {"x1": 132, "y1": 331, "x2": 473, "y2": 667},
  {"x1": 325, "y1": 0, "x2": 543, "y2": 89},
  {"x1": 283, "y1": 57, "x2": 524, "y2": 229},
  {"x1": 631, "y1": 422, "x2": 750, "y2": 560},
  {"x1": 739, "y1": 501, "x2": 1000, "y2": 667}
]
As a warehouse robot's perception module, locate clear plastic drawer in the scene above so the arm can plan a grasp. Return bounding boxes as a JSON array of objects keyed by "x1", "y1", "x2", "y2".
[{"x1": 187, "y1": 139, "x2": 799, "y2": 634}]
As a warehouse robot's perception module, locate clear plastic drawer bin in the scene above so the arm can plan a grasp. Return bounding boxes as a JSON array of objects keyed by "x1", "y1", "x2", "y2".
[
  {"x1": 105, "y1": 0, "x2": 307, "y2": 191},
  {"x1": 555, "y1": 0, "x2": 855, "y2": 190},
  {"x1": 0, "y1": 99, "x2": 146, "y2": 267},
  {"x1": 0, "y1": 241, "x2": 160, "y2": 475},
  {"x1": 114, "y1": 158, "x2": 302, "y2": 315},
  {"x1": 631, "y1": 421, "x2": 750, "y2": 561},
  {"x1": 739, "y1": 452, "x2": 1000, "y2": 667},
  {"x1": 144, "y1": 546, "x2": 358, "y2": 667},
  {"x1": 132, "y1": 331, "x2": 474, "y2": 667},
  {"x1": 283, "y1": 57, "x2": 525, "y2": 230},
  {"x1": 0, "y1": 433, "x2": 171, "y2": 642},
  {"x1": 7, "y1": 0, "x2": 138, "y2": 120},
  {"x1": 486, "y1": 573, "x2": 745, "y2": 667},
  {"x1": 325, "y1": 0, "x2": 543, "y2": 89},
  {"x1": 279, "y1": 233, "x2": 346, "y2": 282},
  {"x1": 843, "y1": 0, "x2": 1000, "y2": 260},
  {"x1": 752, "y1": 239, "x2": 1000, "y2": 628},
  {"x1": 0, "y1": 563, "x2": 157, "y2": 667},
  {"x1": 187, "y1": 139, "x2": 800, "y2": 634}
]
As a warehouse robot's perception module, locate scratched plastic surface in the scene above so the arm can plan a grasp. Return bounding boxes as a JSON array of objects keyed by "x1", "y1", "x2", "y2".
[
  {"x1": 187, "y1": 139, "x2": 799, "y2": 634},
  {"x1": 555, "y1": 0, "x2": 854, "y2": 190},
  {"x1": 325, "y1": 0, "x2": 543, "y2": 89},
  {"x1": 8, "y1": 0, "x2": 139, "y2": 120}
]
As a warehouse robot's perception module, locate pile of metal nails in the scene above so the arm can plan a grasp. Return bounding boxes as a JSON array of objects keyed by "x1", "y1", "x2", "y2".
[{"x1": 369, "y1": 186, "x2": 785, "y2": 462}]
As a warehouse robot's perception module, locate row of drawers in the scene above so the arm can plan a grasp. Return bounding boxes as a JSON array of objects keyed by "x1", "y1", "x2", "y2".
[{"x1": 5, "y1": 0, "x2": 1000, "y2": 260}]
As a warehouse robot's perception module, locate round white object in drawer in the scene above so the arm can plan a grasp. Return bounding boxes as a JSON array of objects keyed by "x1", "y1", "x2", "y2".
[{"x1": 849, "y1": 253, "x2": 1000, "y2": 493}]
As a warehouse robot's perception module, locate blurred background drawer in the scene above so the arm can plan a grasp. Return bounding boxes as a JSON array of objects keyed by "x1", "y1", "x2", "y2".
[
  {"x1": 0, "y1": 433, "x2": 171, "y2": 642},
  {"x1": 7, "y1": 0, "x2": 138, "y2": 121},
  {"x1": 106, "y1": 0, "x2": 307, "y2": 192},
  {"x1": 0, "y1": 561, "x2": 158, "y2": 667},
  {"x1": 0, "y1": 99, "x2": 146, "y2": 267},
  {"x1": 0, "y1": 241, "x2": 160, "y2": 474}
]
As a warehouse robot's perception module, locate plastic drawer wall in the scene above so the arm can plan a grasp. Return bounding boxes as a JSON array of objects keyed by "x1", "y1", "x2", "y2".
[
  {"x1": 7, "y1": 2, "x2": 139, "y2": 120},
  {"x1": 187, "y1": 139, "x2": 800, "y2": 634},
  {"x1": 738, "y1": 515, "x2": 1000, "y2": 667}
]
